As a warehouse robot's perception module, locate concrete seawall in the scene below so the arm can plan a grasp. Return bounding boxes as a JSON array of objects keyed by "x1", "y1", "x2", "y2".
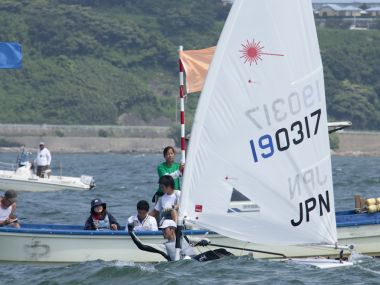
[
  {"x1": 0, "y1": 124, "x2": 170, "y2": 138},
  {"x1": 0, "y1": 124, "x2": 379, "y2": 155},
  {"x1": 0, "y1": 124, "x2": 174, "y2": 153},
  {"x1": 2, "y1": 136, "x2": 174, "y2": 153},
  {"x1": 334, "y1": 131, "x2": 380, "y2": 156}
]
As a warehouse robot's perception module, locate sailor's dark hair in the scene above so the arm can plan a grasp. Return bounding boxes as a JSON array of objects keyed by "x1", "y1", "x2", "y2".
[
  {"x1": 159, "y1": 175, "x2": 175, "y2": 189},
  {"x1": 163, "y1": 146, "x2": 175, "y2": 157},
  {"x1": 136, "y1": 200, "x2": 149, "y2": 211}
]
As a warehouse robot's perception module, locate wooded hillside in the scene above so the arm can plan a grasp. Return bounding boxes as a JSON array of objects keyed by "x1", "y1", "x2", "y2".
[{"x1": 0, "y1": 0, "x2": 379, "y2": 130}]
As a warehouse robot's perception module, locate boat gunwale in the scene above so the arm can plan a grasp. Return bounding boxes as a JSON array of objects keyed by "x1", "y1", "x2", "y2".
[
  {"x1": 336, "y1": 210, "x2": 380, "y2": 227},
  {"x1": 1, "y1": 210, "x2": 380, "y2": 235},
  {"x1": 0, "y1": 224, "x2": 213, "y2": 236}
]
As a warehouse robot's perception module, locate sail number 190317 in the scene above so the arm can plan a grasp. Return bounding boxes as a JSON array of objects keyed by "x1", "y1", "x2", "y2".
[{"x1": 249, "y1": 109, "x2": 321, "y2": 163}]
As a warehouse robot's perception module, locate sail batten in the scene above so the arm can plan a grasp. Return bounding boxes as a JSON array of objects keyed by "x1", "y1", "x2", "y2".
[{"x1": 179, "y1": 0, "x2": 337, "y2": 246}]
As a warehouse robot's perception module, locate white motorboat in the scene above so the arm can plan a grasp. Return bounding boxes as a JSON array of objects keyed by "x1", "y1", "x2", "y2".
[
  {"x1": 327, "y1": 121, "x2": 352, "y2": 133},
  {"x1": 0, "y1": 211, "x2": 379, "y2": 263},
  {"x1": 0, "y1": 153, "x2": 95, "y2": 192}
]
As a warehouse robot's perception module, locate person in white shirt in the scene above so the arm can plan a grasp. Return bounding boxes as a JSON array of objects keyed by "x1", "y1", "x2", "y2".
[
  {"x1": 34, "y1": 142, "x2": 51, "y2": 178},
  {"x1": 150, "y1": 175, "x2": 180, "y2": 223},
  {"x1": 0, "y1": 189, "x2": 20, "y2": 228},
  {"x1": 127, "y1": 200, "x2": 158, "y2": 231}
]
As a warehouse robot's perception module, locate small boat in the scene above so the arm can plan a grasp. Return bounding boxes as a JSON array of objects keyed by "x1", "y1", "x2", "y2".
[
  {"x1": 131, "y1": 0, "x2": 370, "y2": 267},
  {"x1": 1, "y1": 0, "x2": 375, "y2": 265},
  {"x1": 0, "y1": 210, "x2": 379, "y2": 263},
  {"x1": 327, "y1": 121, "x2": 352, "y2": 134},
  {"x1": 0, "y1": 152, "x2": 95, "y2": 192}
]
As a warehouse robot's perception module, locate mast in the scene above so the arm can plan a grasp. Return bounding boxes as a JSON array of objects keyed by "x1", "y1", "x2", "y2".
[
  {"x1": 179, "y1": 45, "x2": 186, "y2": 164},
  {"x1": 175, "y1": 45, "x2": 186, "y2": 261}
]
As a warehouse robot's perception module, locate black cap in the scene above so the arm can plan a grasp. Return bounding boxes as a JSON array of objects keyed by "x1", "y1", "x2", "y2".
[
  {"x1": 4, "y1": 190, "x2": 17, "y2": 203},
  {"x1": 91, "y1": 198, "x2": 106, "y2": 209}
]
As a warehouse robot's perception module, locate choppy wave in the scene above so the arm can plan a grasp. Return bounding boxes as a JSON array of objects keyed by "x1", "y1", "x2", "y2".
[{"x1": 0, "y1": 153, "x2": 380, "y2": 284}]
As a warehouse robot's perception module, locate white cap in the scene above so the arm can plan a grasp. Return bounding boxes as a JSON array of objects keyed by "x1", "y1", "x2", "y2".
[
  {"x1": 39, "y1": 142, "x2": 45, "y2": 145},
  {"x1": 159, "y1": 219, "x2": 177, "y2": 229}
]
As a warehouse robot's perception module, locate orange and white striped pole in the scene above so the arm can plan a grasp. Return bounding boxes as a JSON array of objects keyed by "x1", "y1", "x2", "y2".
[
  {"x1": 179, "y1": 45, "x2": 186, "y2": 164},
  {"x1": 176, "y1": 46, "x2": 186, "y2": 262}
]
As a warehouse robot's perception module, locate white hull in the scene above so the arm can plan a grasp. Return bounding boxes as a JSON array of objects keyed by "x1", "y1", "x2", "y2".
[
  {"x1": 1, "y1": 222, "x2": 379, "y2": 263},
  {"x1": 0, "y1": 169, "x2": 94, "y2": 192}
]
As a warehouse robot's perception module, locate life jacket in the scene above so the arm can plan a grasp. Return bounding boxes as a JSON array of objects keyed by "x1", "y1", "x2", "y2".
[
  {"x1": 164, "y1": 238, "x2": 196, "y2": 261},
  {"x1": 92, "y1": 214, "x2": 110, "y2": 230}
]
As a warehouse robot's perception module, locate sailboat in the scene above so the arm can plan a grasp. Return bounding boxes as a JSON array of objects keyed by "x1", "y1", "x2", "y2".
[
  {"x1": 176, "y1": 0, "x2": 354, "y2": 267},
  {"x1": 2, "y1": 0, "x2": 379, "y2": 265}
]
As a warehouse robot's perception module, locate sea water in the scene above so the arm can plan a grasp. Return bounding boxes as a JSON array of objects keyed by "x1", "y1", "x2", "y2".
[{"x1": 0, "y1": 152, "x2": 380, "y2": 285}]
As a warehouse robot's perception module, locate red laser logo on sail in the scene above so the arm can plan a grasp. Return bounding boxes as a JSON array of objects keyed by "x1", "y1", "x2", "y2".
[{"x1": 240, "y1": 40, "x2": 284, "y2": 66}]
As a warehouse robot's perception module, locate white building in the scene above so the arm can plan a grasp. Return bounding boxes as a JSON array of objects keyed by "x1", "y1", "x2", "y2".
[
  {"x1": 366, "y1": 6, "x2": 380, "y2": 16},
  {"x1": 222, "y1": 0, "x2": 380, "y2": 17},
  {"x1": 319, "y1": 4, "x2": 363, "y2": 16},
  {"x1": 222, "y1": 1, "x2": 380, "y2": 9},
  {"x1": 312, "y1": 0, "x2": 380, "y2": 9}
]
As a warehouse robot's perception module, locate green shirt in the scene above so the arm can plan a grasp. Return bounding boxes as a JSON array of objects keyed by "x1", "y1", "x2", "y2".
[{"x1": 156, "y1": 162, "x2": 181, "y2": 196}]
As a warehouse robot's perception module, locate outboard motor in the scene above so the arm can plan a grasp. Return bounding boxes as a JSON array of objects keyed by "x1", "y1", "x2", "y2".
[{"x1": 80, "y1": 175, "x2": 95, "y2": 189}]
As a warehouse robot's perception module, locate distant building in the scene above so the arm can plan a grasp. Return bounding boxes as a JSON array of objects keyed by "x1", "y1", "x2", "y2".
[
  {"x1": 319, "y1": 4, "x2": 363, "y2": 16},
  {"x1": 319, "y1": 4, "x2": 343, "y2": 16},
  {"x1": 312, "y1": 0, "x2": 380, "y2": 9},
  {"x1": 222, "y1": 0, "x2": 380, "y2": 18},
  {"x1": 366, "y1": 6, "x2": 380, "y2": 16},
  {"x1": 222, "y1": 0, "x2": 380, "y2": 9},
  {"x1": 343, "y1": 5, "x2": 365, "y2": 16}
]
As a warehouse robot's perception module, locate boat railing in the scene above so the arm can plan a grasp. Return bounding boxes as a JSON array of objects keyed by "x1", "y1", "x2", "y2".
[
  {"x1": 0, "y1": 223, "x2": 214, "y2": 236},
  {"x1": 0, "y1": 162, "x2": 16, "y2": 171}
]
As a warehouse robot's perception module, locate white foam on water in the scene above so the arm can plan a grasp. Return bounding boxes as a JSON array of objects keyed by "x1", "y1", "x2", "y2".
[
  {"x1": 345, "y1": 251, "x2": 380, "y2": 275},
  {"x1": 348, "y1": 251, "x2": 374, "y2": 263},
  {"x1": 356, "y1": 265, "x2": 380, "y2": 276},
  {"x1": 110, "y1": 260, "x2": 157, "y2": 272}
]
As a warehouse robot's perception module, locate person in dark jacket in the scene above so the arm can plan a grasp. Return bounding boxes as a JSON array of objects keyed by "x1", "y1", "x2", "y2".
[{"x1": 84, "y1": 198, "x2": 120, "y2": 230}]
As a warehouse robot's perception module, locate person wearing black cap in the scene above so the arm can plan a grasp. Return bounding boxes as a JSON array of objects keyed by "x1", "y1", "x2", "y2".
[
  {"x1": 84, "y1": 198, "x2": 120, "y2": 231},
  {"x1": 0, "y1": 190, "x2": 20, "y2": 228}
]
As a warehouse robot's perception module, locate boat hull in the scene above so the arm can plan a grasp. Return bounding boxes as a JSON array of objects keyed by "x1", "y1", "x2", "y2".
[
  {"x1": 1, "y1": 211, "x2": 380, "y2": 263},
  {"x1": 0, "y1": 170, "x2": 94, "y2": 192},
  {"x1": 0, "y1": 230, "x2": 166, "y2": 263}
]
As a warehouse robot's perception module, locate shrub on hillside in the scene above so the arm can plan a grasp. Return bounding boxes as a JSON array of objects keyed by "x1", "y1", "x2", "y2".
[
  {"x1": 0, "y1": 138, "x2": 22, "y2": 147},
  {"x1": 329, "y1": 133, "x2": 340, "y2": 150}
]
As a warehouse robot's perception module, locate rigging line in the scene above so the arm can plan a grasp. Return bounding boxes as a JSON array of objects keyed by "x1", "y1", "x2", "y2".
[{"x1": 208, "y1": 243, "x2": 287, "y2": 258}]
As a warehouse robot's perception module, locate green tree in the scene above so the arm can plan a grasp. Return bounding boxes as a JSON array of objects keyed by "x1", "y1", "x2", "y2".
[
  {"x1": 330, "y1": 80, "x2": 380, "y2": 129},
  {"x1": 329, "y1": 133, "x2": 339, "y2": 150}
]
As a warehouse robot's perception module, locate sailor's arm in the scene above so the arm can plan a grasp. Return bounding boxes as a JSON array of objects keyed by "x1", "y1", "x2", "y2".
[{"x1": 128, "y1": 224, "x2": 171, "y2": 261}]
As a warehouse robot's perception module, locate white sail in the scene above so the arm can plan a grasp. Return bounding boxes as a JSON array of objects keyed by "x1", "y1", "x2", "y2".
[{"x1": 179, "y1": 0, "x2": 337, "y2": 246}]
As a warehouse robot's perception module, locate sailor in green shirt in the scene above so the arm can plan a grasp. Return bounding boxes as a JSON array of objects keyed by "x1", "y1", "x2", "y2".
[{"x1": 153, "y1": 146, "x2": 184, "y2": 202}]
